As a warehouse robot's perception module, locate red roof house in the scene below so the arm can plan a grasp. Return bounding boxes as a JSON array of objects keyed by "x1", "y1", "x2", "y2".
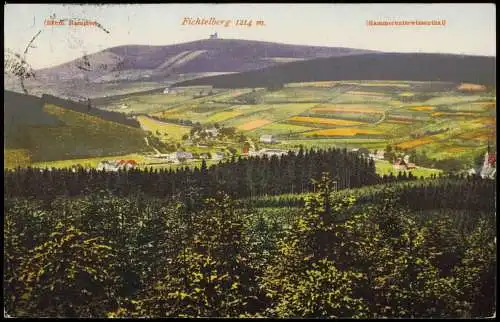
[{"x1": 488, "y1": 153, "x2": 496, "y2": 166}]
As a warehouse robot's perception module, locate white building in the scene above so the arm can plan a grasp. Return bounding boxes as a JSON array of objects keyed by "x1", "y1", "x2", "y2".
[
  {"x1": 97, "y1": 160, "x2": 119, "y2": 172},
  {"x1": 212, "y1": 151, "x2": 225, "y2": 161},
  {"x1": 368, "y1": 150, "x2": 385, "y2": 161},
  {"x1": 163, "y1": 87, "x2": 181, "y2": 94},
  {"x1": 205, "y1": 128, "x2": 219, "y2": 137},
  {"x1": 249, "y1": 148, "x2": 288, "y2": 158},
  {"x1": 260, "y1": 134, "x2": 277, "y2": 144},
  {"x1": 168, "y1": 151, "x2": 193, "y2": 163},
  {"x1": 479, "y1": 149, "x2": 496, "y2": 179}
]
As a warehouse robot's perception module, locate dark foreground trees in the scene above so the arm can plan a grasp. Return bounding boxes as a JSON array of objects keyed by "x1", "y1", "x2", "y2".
[{"x1": 4, "y1": 174, "x2": 496, "y2": 318}]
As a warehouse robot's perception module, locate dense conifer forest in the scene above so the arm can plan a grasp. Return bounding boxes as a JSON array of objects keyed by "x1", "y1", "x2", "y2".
[{"x1": 3, "y1": 149, "x2": 496, "y2": 318}]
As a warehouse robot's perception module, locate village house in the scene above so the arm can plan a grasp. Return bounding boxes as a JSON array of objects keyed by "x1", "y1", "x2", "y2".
[
  {"x1": 212, "y1": 151, "x2": 225, "y2": 161},
  {"x1": 205, "y1": 127, "x2": 219, "y2": 137},
  {"x1": 97, "y1": 159, "x2": 137, "y2": 172},
  {"x1": 368, "y1": 150, "x2": 385, "y2": 161},
  {"x1": 250, "y1": 148, "x2": 288, "y2": 158},
  {"x1": 97, "y1": 160, "x2": 119, "y2": 172},
  {"x1": 393, "y1": 157, "x2": 416, "y2": 170},
  {"x1": 168, "y1": 151, "x2": 193, "y2": 163},
  {"x1": 479, "y1": 147, "x2": 496, "y2": 179},
  {"x1": 260, "y1": 134, "x2": 277, "y2": 144},
  {"x1": 468, "y1": 144, "x2": 496, "y2": 179},
  {"x1": 163, "y1": 87, "x2": 182, "y2": 95},
  {"x1": 117, "y1": 159, "x2": 137, "y2": 170}
]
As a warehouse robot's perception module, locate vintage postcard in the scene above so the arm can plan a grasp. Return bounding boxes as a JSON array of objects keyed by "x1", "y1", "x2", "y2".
[{"x1": 3, "y1": 3, "x2": 496, "y2": 318}]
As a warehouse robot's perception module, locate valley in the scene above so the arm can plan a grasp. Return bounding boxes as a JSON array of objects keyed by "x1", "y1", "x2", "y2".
[{"x1": 10, "y1": 78, "x2": 493, "y2": 177}]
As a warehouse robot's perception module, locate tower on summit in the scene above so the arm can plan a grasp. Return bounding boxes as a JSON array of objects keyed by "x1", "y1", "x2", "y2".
[{"x1": 209, "y1": 32, "x2": 218, "y2": 39}]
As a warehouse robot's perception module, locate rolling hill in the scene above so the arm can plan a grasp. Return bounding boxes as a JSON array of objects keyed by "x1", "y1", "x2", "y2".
[
  {"x1": 173, "y1": 52, "x2": 496, "y2": 88},
  {"x1": 4, "y1": 91, "x2": 150, "y2": 167},
  {"x1": 5, "y1": 39, "x2": 376, "y2": 99},
  {"x1": 34, "y1": 39, "x2": 376, "y2": 82}
]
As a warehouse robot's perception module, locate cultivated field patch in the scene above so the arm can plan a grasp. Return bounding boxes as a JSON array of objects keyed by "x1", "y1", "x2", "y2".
[
  {"x1": 341, "y1": 82, "x2": 411, "y2": 88},
  {"x1": 137, "y1": 116, "x2": 191, "y2": 140},
  {"x1": 207, "y1": 111, "x2": 241, "y2": 122},
  {"x1": 432, "y1": 112, "x2": 477, "y2": 117},
  {"x1": 250, "y1": 122, "x2": 317, "y2": 136},
  {"x1": 311, "y1": 104, "x2": 384, "y2": 114},
  {"x1": 304, "y1": 128, "x2": 383, "y2": 137},
  {"x1": 411, "y1": 106, "x2": 435, "y2": 111},
  {"x1": 457, "y1": 83, "x2": 487, "y2": 92},
  {"x1": 396, "y1": 136, "x2": 437, "y2": 149},
  {"x1": 238, "y1": 119, "x2": 272, "y2": 131},
  {"x1": 4, "y1": 149, "x2": 31, "y2": 168},
  {"x1": 287, "y1": 81, "x2": 339, "y2": 88},
  {"x1": 288, "y1": 116, "x2": 365, "y2": 126},
  {"x1": 445, "y1": 147, "x2": 467, "y2": 153},
  {"x1": 347, "y1": 91, "x2": 388, "y2": 97}
]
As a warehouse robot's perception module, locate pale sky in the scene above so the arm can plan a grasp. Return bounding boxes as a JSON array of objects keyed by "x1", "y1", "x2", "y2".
[{"x1": 4, "y1": 3, "x2": 496, "y2": 69}]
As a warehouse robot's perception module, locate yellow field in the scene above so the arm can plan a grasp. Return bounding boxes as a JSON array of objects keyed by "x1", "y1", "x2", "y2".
[
  {"x1": 31, "y1": 153, "x2": 148, "y2": 169},
  {"x1": 137, "y1": 116, "x2": 190, "y2": 140},
  {"x1": 4, "y1": 149, "x2": 31, "y2": 168},
  {"x1": 347, "y1": 91, "x2": 387, "y2": 97},
  {"x1": 411, "y1": 106, "x2": 435, "y2": 111},
  {"x1": 459, "y1": 130, "x2": 495, "y2": 141},
  {"x1": 457, "y1": 83, "x2": 487, "y2": 91},
  {"x1": 341, "y1": 82, "x2": 410, "y2": 88},
  {"x1": 288, "y1": 81, "x2": 338, "y2": 87},
  {"x1": 305, "y1": 128, "x2": 383, "y2": 137},
  {"x1": 474, "y1": 117, "x2": 496, "y2": 125},
  {"x1": 399, "y1": 92, "x2": 415, "y2": 97},
  {"x1": 207, "y1": 111, "x2": 241, "y2": 122},
  {"x1": 238, "y1": 119, "x2": 272, "y2": 131},
  {"x1": 288, "y1": 116, "x2": 364, "y2": 126},
  {"x1": 445, "y1": 147, "x2": 467, "y2": 153},
  {"x1": 471, "y1": 102, "x2": 496, "y2": 109},
  {"x1": 386, "y1": 120, "x2": 413, "y2": 124},
  {"x1": 396, "y1": 137, "x2": 435, "y2": 149},
  {"x1": 432, "y1": 112, "x2": 476, "y2": 117},
  {"x1": 311, "y1": 105, "x2": 383, "y2": 114}
]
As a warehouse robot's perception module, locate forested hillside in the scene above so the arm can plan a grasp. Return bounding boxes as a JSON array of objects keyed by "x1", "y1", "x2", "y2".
[{"x1": 4, "y1": 172, "x2": 495, "y2": 318}]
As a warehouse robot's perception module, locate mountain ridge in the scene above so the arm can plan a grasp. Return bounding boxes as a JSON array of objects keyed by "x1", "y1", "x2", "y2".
[{"x1": 172, "y1": 52, "x2": 496, "y2": 88}]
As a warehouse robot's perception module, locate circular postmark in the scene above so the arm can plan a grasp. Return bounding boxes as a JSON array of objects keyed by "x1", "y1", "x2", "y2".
[{"x1": 4, "y1": 29, "x2": 42, "y2": 95}]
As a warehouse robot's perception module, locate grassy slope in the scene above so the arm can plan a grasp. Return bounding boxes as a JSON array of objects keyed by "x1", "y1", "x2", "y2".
[
  {"x1": 136, "y1": 115, "x2": 191, "y2": 141},
  {"x1": 25, "y1": 81, "x2": 494, "y2": 171},
  {"x1": 4, "y1": 104, "x2": 150, "y2": 167}
]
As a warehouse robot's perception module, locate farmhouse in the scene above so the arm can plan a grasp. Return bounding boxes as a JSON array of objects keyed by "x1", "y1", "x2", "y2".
[
  {"x1": 212, "y1": 151, "x2": 225, "y2": 161},
  {"x1": 250, "y1": 148, "x2": 288, "y2": 158},
  {"x1": 97, "y1": 160, "x2": 137, "y2": 172},
  {"x1": 260, "y1": 134, "x2": 277, "y2": 144},
  {"x1": 393, "y1": 158, "x2": 416, "y2": 170},
  {"x1": 479, "y1": 148, "x2": 496, "y2": 179},
  {"x1": 205, "y1": 128, "x2": 219, "y2": 137},
  {"x1": 368, "y1": 150, "x2": 385, "y2": 161},
  {"x1": 117, "y1": 160, "x2": 137, "y2": 169},
  {"x1": 169, "y1": 151, "x2": 193, "y2": 163},
  {"x1": 163, "y1": 87, "x2": 182, "y2": 94},
  {"x1": 97, "y1": 160, "x2": 119, "y2": 172}
]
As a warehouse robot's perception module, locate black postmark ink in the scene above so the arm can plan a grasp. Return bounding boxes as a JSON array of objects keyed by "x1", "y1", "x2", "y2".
[{"x1": 4, "y1": 29, "x2": 42, "y2": 95}]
